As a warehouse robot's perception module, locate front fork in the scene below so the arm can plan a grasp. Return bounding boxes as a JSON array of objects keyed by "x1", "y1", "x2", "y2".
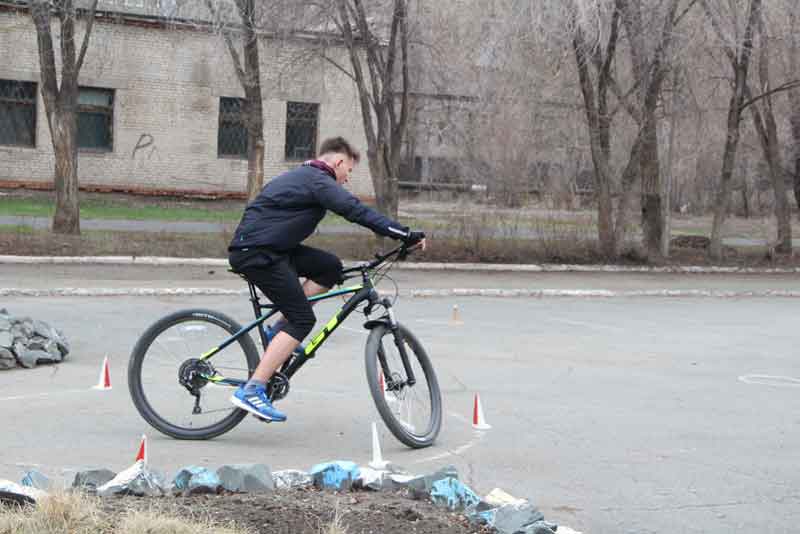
[{"x1": 378, "y1": 297, "x2": 416, "y2": 388}]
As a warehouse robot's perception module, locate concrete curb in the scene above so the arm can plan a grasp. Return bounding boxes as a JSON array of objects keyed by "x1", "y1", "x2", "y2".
[
  {"x1": 1, "y1": 255, "x2": 799, "y2": 274},
  {"x1": 3, "y1": 287, "x2": 800, "y2": 298}
]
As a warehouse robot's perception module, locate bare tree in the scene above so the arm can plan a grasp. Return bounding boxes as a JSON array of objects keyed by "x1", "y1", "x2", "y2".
[
  {"x1": 205, "y1": 0, "x2": 265, "y2": 201},
  {"x1": 615, "y1": 0, "x2": 687, "y2": 260},
  {"x1": 784, "y1": 8, "x2": 800, "y2": 217},
  {"x1": 568, "y1": 0, "x2": 690, "y2": 258},
  {"x1": 746, "y1": 4, "x2": 791, "y2": 253},
  {"x1": 30, "y1": 0, "x2": 100, "y2": 234},
  {"x1": 702, "y1": 0, "x2": 760, "y2": 260},
  {"x1": 327, "y1": 0, "x2": 411, "y2": 218}
]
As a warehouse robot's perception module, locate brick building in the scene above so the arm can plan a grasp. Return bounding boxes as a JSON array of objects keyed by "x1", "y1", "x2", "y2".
[{"x1": 0, "y1": 1, "x2": 376, "y2": 198}]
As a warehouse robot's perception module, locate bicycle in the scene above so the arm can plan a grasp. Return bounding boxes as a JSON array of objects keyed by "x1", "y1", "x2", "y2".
[{"x1": 128, "y1": 242, "x2": 442, "y2": 448}]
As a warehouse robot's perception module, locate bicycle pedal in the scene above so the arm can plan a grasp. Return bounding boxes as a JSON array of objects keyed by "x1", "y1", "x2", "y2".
[{"x1": 252, "y1": 414, "x2": 272, "y2": 424}]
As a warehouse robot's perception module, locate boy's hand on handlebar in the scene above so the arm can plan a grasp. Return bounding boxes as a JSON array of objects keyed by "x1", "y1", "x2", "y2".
[{"x1": 403, "y1": 230, "x2": 426, "y2": 246}]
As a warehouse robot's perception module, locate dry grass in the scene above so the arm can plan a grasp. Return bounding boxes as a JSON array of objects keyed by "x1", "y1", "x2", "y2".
[
  {"x1": 0, "y1": 492, "x2": 251, "y2": 534},
  {"x1": 0, "y1": 491, "x2": 104, "y2": 534},
  {"x1": 117, "y1": 508, "x2": 248, "y2": 534},
  {"x1": 319, "y1": 501, "x2": 348, "y2": 534}
]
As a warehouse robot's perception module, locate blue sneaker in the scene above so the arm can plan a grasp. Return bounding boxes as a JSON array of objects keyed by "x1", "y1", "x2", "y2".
[{"x1": 230, "y1": 385, "x2": 287, "y2": 422}]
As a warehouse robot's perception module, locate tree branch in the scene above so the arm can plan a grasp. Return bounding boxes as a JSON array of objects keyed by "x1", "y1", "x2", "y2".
[
  {"x1": 75, "y1": 0, "x2": 98, "y2": 74},
  {"x1": 740, "y1": 80, "x2": 800, "y2": 112}
]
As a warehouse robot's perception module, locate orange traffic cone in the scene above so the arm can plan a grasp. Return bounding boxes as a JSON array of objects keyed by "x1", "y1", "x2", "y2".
[
  {"x1": 472, "y1": 393, "x2": 492, "y2": 430},
  {"x1": 93, "y1": 357, "x2": 112, "y2": 390},
  {"x1": 135, "y1": 434, "x2": 147, "y2": 464}
]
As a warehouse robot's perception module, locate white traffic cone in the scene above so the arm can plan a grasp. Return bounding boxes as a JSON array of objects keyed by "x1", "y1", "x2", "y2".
[
  {"x1": 368, "y1": 422, "x2": 390, "y2": 470},
  {"x1": 451, "y1": 304, "x2": 463, "y2": 325},
  {"x1": 134, "y1": 434, "x2": 147, "y2": 464},
  {"x1": 472, "y1": 393, "x2": 492, "y2": 430},
  {"x1": 92, "y1": 357, "x2": 112, "y2": 390}
]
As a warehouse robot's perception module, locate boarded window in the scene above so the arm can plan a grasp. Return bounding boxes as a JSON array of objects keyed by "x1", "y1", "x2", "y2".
[
  {"x1": 285, "y1": 101, "x2": 318, "y2": 160},
  {"x1": 78, "y1": 87, "x2": 114, "y2": 151},
  {"x1": 218, "y1": 97, "x2": 247, "y2": 158},
  {"x1": 0, "y1": 79, "x2": 37, "y2": 147}
]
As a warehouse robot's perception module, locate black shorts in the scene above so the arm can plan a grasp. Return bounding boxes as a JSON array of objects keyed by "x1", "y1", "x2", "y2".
[{"x1": 229, "y1": 245, "x2": 343, "y2": 341}]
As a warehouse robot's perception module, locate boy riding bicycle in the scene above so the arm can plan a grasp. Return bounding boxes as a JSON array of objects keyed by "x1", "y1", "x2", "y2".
[{"x1": 227, "y1": 137, "x2": 425, "y2": 422}]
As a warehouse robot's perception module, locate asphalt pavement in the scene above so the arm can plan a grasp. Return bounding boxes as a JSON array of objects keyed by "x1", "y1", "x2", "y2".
[{"x1": 1, "y1": 263, "x2": 799, "y2": 534}]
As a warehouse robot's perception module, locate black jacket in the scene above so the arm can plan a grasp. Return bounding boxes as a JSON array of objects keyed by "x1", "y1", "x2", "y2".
[{"x1": 229, "y1": 162, "x2": 409, "y2": 252}]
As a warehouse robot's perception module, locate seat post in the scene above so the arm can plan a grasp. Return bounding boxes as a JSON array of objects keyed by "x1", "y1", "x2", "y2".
[{"x1": 246, "y1": 280, "x2": 270, "y2": 350}]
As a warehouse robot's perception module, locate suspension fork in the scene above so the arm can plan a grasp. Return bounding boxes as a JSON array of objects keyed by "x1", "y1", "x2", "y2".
[{"x1": 383, "y1": 298, "x2": 416, "y2": 387}]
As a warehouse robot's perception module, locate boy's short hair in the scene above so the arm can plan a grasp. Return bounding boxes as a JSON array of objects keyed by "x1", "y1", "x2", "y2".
[{"x1": 319, "y1": 137, "x2": 360, "y2": 163}]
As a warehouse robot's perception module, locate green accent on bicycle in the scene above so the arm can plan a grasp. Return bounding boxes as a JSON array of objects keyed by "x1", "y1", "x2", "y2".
[
  {"x1": 306, "y1": 313, "x2": 340, "y2": 354},
  {"x1": 309, "y1": 285, "x2": 363, "y2": 301},
  {"x1": 200, "y1": 348, "x2": 218, "y2": 360}
]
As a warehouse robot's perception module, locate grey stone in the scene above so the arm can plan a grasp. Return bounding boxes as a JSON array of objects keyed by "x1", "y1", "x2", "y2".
[
  {"x1": 72, "y1": 469, "x2": 116, "y2": 493},
  {"x1": 97, "y1": 461, "x2": 165, "y2": 497},
  {"x1": 14, "y1": 344, "x2": 36, "y2": 368},
  {"x1": 19, "y1": 348, "x2": 56, "y2": 367},
  {"x1": 32, "y1": 320, "x2": 55, "y2": 339},
  {"x1": 0, "y1": 348, "x2": 15, "y2": 370},
  {"x1": 20, "y1": 470, "x2": 50, "y2": 490},
  {"x1": 0, "y1": 330, "x2": 12, "y2": 348},
  {"x1": 486, "y1": 503, "x2": 546, "y2": 534},
  {"x1": 272, "y1": 469, "x2": 312, "y2": 490},
  {"x1": 11, "y1": 327, "x2": 25, "y2": 343},
  {"x1": 17, "y1": 321, "x2": 34, "y2": 338},
  {"x1": 408, "y1": 465, "x2": 459, "y2": 500},
  {"x1": 54, "y1": 329, "x2": 69, "y2": 356},
  {"x1": 27, "y1": 336, "x2": 47, "y2": 351},
  {"x1": 44, "y1": 339, "x2": 62, "y2": 361},
  {"x1": 216, "y1": 464, "x2": 273, "y2": 493},
  {"x1": 172, "y1": 466, "x2": 221, "y2": 495}
]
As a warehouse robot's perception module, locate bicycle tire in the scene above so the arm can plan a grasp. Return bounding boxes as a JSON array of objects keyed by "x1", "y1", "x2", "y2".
[
  {"x1": 128, "y1": 309, "x2": 260, "y2": 440},
  {"x1": 365, "y1": 323, "x2": 442, "y2": 448}
]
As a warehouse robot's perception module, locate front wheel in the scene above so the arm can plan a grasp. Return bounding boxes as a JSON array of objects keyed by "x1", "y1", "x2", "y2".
[{"x1": 365, "y1": 323, "x2": 442, "y2": 448}]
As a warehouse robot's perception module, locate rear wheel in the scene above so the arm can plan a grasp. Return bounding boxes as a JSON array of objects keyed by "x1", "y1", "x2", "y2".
[
  {"x1": 365, "y1": 323, "x2": 442, "y2": 448},
  {"x1": 128, "y1": 309, "x2": 260, "y2": 440}
]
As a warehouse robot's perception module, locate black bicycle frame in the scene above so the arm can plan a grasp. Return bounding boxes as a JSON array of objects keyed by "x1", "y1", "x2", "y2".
[{"x1": 199, "y1": 271, "x2": 381, "y2": 381}]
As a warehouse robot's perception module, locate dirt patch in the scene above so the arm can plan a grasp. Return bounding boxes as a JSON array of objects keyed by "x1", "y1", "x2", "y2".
[{"x1": 99, "y1": 488, "x2": 493, "y2": 534}]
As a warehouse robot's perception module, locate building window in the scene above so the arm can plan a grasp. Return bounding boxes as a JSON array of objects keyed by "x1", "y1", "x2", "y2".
[
  {"x1": 285, "y1": 101, "x2": 318, "y2": 160},
  {"x1": 218, "y1": 97, "x2": 247, "y2": 158},
  {"x1": 0, "y1": 79, "x2": 37, "y2": 147},
  {"x1": 78, "y1": 87, "x2": 114, "y2": 151}
]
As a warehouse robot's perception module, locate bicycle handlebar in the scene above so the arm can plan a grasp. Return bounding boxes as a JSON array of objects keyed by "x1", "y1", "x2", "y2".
[{"x1": 341, "y1": 241, "x2": 421, "y2": 278}]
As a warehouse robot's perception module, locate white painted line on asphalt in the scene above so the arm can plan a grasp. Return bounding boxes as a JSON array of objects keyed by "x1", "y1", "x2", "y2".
[
  {"x1": 542, "y1": 317, "x2": 627, "y2": 332},
  {"x1": 3, "y1": 254, "x2": 800, "y2": 274},
  {"x1": 5, "y1": 287, "x2": 800, "y2": 298},
  {"x1": 738, "y1": 374, "x2": 800, "y2": 387},
  {"x1": 0, "y1": 388, "x2": 95, "y2": 402},
  {"x1": 411, "y1": 430, "x2": 486, "y2": 465}
]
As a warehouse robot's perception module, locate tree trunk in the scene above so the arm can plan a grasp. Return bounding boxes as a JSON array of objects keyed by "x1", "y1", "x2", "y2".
[
  {"x1": 241, "y1": 0, "x2": 264, "y2": 202},
  {"x1": 709, "y1": 90, "x2": 744, "y2": 260},
  {"x1": 51, "y1": 109, "x2": 80, "y2": 234},
  {"x1": 707, "y1": 0, "x2": 760, "y2": 260},
  {"x1": 367, "y1": 143, "x2": 399, "y2": 219},
  {"x1": 754, "y1": 7, "x2": 791, "y2": 253},
  {"x1": 640, "y1": 113, "x2": 663, "y2": 260},
  {"x1": 789, "y1": 89, "x2": 800, "y2": 217}
]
